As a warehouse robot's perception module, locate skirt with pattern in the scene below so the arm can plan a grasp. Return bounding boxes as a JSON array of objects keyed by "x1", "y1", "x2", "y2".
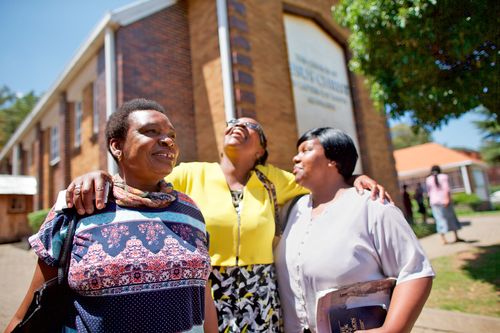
[{"x1": 210, "y1": 264, "x2": 283, "y2": 333}]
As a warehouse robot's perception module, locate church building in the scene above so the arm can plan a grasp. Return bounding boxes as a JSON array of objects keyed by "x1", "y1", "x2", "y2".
[{"x1": 0, "y1": 0, "x2": 399, "y2": 210}]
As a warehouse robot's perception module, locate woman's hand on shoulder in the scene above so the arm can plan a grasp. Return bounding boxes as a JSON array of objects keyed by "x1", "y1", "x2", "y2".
[
  {"x1": 66, "y1": 171, "x2": 113, "y2": 215},
  {"x1": 353, "y1": 175, "x2": 394, "y2": 204}
]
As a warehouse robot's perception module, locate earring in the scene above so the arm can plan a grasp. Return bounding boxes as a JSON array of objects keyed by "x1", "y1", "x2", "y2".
[{"x1": 116, "y1": 151, "x2": 122, "y2": 161}]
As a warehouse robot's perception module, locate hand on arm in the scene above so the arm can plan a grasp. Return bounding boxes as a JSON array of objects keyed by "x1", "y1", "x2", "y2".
[
  {"x1": 356, "y1": 277, "x2": 432, "y2": 333},
  {"x1": 203, "y1": 283, "x2": 218, "y2": 333},
  {"x1": 352, "y1": 175, "x2": 394, "y2": 204},
  {"x1": 4, "y1": 259, "x2": 57, "y2": 333},
  {"x1": 66, "y1": 171, "x2": 112, "y2": 215}
]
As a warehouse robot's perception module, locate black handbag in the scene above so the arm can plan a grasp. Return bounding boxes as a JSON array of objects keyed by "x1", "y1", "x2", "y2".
[{"x1": 13, "y1": 210, "x2": 77, "y2": 333}]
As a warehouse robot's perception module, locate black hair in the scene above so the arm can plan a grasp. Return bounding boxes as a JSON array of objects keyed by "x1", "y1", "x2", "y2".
[
  {"x1": 430, "y1": 165, "x2": 442, "y2": 188},
  {"x1": 106, "y1": 98, "x2": 168, "y2": 161},
  {"x1": 297, "y1": 127, "x2": 358, "y2": 180},
  {"x1": 251, "y1": 121, "x2": 268, "y2": 167},
  {"x1": 255, "y1": 130, "x2": 268, "y2": 167}
]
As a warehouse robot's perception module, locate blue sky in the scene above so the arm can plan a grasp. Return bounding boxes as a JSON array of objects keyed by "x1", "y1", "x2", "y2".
[{"x1": 0, "y1": 0, "x2": 485, "y2": 150}]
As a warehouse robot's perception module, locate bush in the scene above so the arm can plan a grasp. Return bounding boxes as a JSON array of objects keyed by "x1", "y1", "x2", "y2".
[
  {"x1": 489, "y1": 184, "x2": 500, "y2": 194},
  {"x1": 28, "y1": 209, "x2": 50, "y2": 232},
  {"x1": 452, "y1": 192, "x2": 482, "y2": 205},
  {"x1": 412, "y1": 223, "x2": 436, "y2": 239},
  {"x1": 452, "y1": 192, "x2": 488, "y2": 211}
]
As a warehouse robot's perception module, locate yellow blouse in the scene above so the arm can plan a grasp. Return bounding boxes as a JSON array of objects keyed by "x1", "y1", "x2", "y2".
[{"x1": 166, "y1": 162, "x2": 308, "y2": 266}]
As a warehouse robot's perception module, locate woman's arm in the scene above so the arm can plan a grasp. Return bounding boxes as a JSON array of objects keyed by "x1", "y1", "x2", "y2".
[
  {"x1": 351, "y1": 175, "x2": 393, "y2": 203},
  {"x1": 357, "y1": 277, "x2": 433, "y2": 333},
  {"x1": 203, "y1": 283, "x2": 218, "y2": 333},
  {"x1": 3, "y1": 259, "x2": 57, "y2": 333}
]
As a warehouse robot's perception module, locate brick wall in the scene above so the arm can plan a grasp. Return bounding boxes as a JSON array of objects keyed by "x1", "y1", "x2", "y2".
[
  {"x1": 96, "y1": 48, "x2": 108, "y2": 171},
  {"x1": 241, "y1": 0, "x2": 301, "y2": 170},
  {"x1": 24, "y1": 0, "x2": 400, "y2": 209},
  {"x1": 188, "y1": 0, "x2": 226, "y2": 162},
  {"x1": 70, "y1": 83, "x2": 101, "y2": 180},
  {"x1": 234, "y1": 0, "x2": 401, "y2": 205},
  {"x1": 116, "y1": 1, "x2": 197, "y2": 162},
  {"x1": 42, "y1": 129, "x2": 51, "y2": 208},
  {"x1": 59, "y1": 94, "x2": 70, "y2": 186}
]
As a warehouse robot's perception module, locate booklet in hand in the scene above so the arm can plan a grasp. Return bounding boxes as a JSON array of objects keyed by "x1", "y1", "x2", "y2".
[
  {"x1": 316, "y1": 278, "x2": 396, "y2": 333},
  {"x1": 328, "y1": 305, "x2": 387, "y2": 333}
]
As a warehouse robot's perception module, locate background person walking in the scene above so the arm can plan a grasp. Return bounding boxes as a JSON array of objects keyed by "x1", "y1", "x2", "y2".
[
  {"x1": 425, "y1": 165, "x2": 464, "y2": 244},
  {"x1": 402, "y1": 184, "x2": 414, "y2": 224},
  {"x1": 414, "y1": 182, "x2": 427, "y2": 224}
]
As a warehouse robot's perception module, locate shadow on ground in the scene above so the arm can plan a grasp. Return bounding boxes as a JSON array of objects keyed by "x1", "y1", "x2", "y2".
[
  {"x1": 462, "y1": 244, "x2": 500, "y2": 291},
  {"x1": 458, "y1": 220, "x2": 471, "y2": 227}
]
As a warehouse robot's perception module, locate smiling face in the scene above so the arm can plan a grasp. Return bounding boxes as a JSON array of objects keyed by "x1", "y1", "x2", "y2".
[
  {"x1": 223, "y1": 117, "x2": 265, "y2": 161},
  {"x1": 292, "y1": 138, "x2": 332, "y2": 190},
  {"x1": 110, "y1": 110, "x2": 179, "y2": 190}
]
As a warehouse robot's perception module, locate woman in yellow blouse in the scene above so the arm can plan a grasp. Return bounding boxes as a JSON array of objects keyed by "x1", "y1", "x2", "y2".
[{"x1": 65, "y1": 117, "x2": 385, "y2": 332}]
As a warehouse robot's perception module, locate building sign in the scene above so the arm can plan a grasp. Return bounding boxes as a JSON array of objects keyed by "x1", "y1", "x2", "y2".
[{"x1": 284, "y1": 14, "x2": 362, "y2": 172}]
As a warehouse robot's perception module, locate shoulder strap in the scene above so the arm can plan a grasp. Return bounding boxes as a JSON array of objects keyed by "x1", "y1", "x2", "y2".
[
  {"x1": 277, "y1": 194, "x2": 306, "y2": 236},
  {"x1": 253, "y1": 169, "x2": 280, "y2": 235},
  {"x1": 57, "y1": 210, "x2": 78, "y2": 285}
]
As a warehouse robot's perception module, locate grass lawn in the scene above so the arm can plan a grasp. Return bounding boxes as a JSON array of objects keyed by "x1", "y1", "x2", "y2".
[{"x1": 426, "y1": 245, "x2": 500, "y2": 317}]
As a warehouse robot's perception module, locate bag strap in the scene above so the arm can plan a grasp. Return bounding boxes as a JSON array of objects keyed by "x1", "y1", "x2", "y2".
[
  {"x1": 278, "y1": 194, "x2": 306, "y2": 236},
  {"x1": 57, "y1": 210, "x2": 78, "y2": 285},
  {"x1": 253, "y1": 169, "x2": 280, "y2": 236}
]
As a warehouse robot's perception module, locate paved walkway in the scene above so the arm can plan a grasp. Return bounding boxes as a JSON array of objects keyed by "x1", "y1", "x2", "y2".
[
  {"x1": 1, "y1": 214, "x2": 499, "y2": 331},
  {"x1": 413, "y1": 213, "x2": 500, "y2": 333}
]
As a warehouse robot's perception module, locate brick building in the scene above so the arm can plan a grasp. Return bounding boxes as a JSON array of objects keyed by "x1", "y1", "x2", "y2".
[{"x1": 0, "y1": 0, "x2": 399, "y2": 211}]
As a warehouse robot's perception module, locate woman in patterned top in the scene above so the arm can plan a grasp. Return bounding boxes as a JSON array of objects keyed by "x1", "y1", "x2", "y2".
[
  {"x1": 62, "y1": 118, "x2": 388, "y2": 332},
  {"x1": 5, "y1": 99, "x2": 218, "y2": 333}
]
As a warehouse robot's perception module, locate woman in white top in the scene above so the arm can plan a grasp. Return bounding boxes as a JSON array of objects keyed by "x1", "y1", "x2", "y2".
[{"x1": 275, "y1": 127, "x2": 434, "y2": 333}]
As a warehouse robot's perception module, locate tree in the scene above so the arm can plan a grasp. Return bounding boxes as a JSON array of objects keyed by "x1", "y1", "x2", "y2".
[
  {"x1": 390, "y1": 123, "x2": 432, "y2": 149},
  {"x1": 0, "y1": 86, "x2": 39, "y2": 150},
  {"x1": 475, "y1": 110, "x2": 500, "y2": 164},
  {"x1": 332, "y1": 0, "x2": 499, "y2": 129}
]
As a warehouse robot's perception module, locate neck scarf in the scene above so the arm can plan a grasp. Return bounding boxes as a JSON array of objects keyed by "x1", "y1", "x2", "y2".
[{"x1": 112, "y1": 174, "x2": 177, "y2": 208}]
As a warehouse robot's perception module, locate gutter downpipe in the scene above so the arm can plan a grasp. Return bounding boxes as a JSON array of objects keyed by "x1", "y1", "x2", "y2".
[
  {"x1": 12, "y1": 144, "x2": 20, "y2": 175},
  {"x1": 216, "y1": 0, "x2": 236, "y2": 121},
  {"x1": 105, "y1": 26, "x2": 118, "y2": 175}
]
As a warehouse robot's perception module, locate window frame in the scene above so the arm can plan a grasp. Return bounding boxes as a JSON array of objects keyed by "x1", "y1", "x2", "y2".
[
  {"x1": 50, "y1": 125, "x2": 60, "y2": 165},
  {"x1": 74, "y1": 100, "x2": 83, "y2": 148}
]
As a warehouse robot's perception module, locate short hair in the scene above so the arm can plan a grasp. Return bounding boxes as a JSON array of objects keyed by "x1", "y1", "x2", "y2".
[
  {"x1": 297, "y1": 127, "x2": 358, "y2": 180},
  {"x1": 106, "y1": 98, "x2": 168, "y2": 161}
]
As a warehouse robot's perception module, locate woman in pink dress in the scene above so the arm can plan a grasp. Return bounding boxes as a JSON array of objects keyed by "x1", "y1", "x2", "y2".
[{"x1": 425, "y1": 165, "x2": 464, "y2": 244}]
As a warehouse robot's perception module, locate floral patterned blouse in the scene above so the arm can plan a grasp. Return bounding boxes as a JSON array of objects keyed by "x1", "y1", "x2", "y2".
[{"x1": 29, "y1": 191, "x2": 211, "y2": 333}]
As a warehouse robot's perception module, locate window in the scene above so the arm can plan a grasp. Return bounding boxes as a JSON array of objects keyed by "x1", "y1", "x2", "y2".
[
  {"x1": 74, "y1": 101, "x2": 83, "y2": 147},
  {"x1": 447, "y1": 170, "x2": 464, "y2": 191},
  {"x1": 92, "y1": 83, "x2": 99, "y2": 135},
  {"x1": 50, "y1": 125, "x2": 60, "y2": 165},
  {"x1": 8, "y1": 196, "x2": 26, "y2": 213}
]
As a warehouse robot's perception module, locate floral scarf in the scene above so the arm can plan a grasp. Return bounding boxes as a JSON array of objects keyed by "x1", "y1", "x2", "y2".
[{"x1": 112, "y1": 174, "x2": 177, "y2": 208}]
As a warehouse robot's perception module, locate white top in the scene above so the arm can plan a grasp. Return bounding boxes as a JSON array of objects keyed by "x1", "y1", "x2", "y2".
[{"x1": 274, "y1": 188, "x2": 435, "y2": 333}]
